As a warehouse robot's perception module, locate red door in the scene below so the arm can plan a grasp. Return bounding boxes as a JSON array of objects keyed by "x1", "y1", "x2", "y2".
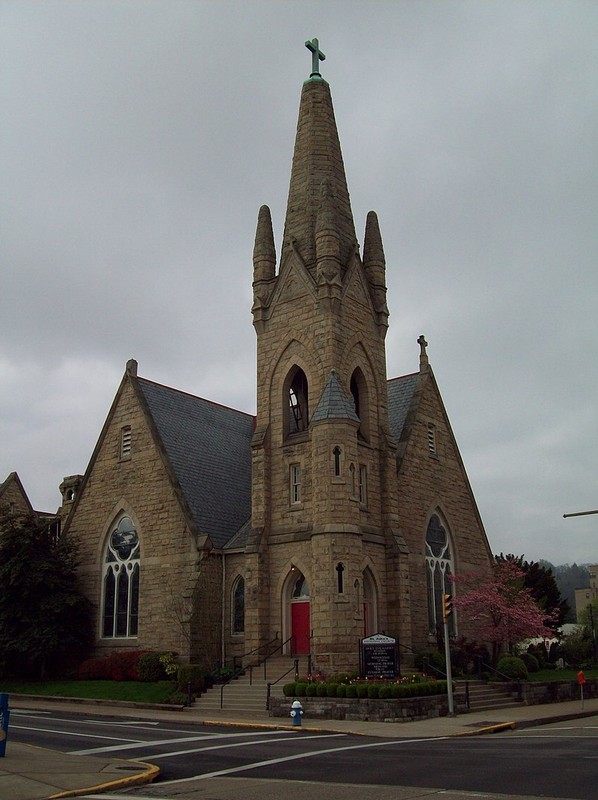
[{"x1": 291, "y1": 601, "x2": 310, "y2": 654}]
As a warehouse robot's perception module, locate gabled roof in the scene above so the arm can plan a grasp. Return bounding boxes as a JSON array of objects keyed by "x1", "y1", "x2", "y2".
[
  {"x1": 136, "y1": 378, "x2": 254, "y2": 549},
  {"x1": 0, "y1": 471, "x2": 34, "y2": 514},
  {"x1": 387, "y1": 372, "x2": 419, "y2": 446}
]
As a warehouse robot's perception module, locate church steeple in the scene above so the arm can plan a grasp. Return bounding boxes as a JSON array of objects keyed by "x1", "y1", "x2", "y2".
[{"x1": 279, "y1": 46, "x2": 357, "y2": 279}]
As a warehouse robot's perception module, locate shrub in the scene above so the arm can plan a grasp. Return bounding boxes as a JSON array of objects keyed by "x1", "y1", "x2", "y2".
[
  {"x1": 305, "y1": 683, "x2": 318, "y2": 696},
  {"x1": 336, "y1": 684, "x2": 346, "y2": 697},
  {"x1": 496, "y1": 656, "x2": 528, "y2": 681},
  {"x1": 282, "y1": 682, "x2": 296, "y2": 697},
  {"x1": 367, "y1": 683, "x2": 380, "y2": 698},
  {"x1": 326, "y1": 683, "x2": 338, "y2": 697},
  {"x1": 345, "y1": 684, "x2": 357, "y2": 698},
  {"x1": 519, "y1": 652, "x2": 540, "y2": 673},
  {"x1": 356, "y1": 683, "x2": 369, "y2": 699},
  {"x1": 77, "y1": 650, "x2": 148, "y2": 681},
  {"x1": 316, "y1": 683, "x2": 329, "y2": 697},
  {"x1": 414, "y1": 649, "x2": 445, "y2": 676},
  {"x1": 139, "y1": 652, "x2": 166, "y2": 682},
  {"x1": 177, "y1": 664, "x2": 205, "y2": 695},
  {"x1": 294, "y1": 682, "x2": 307, "y2": 696},
  {"x1": 378, "y1": 685, "x2": 392, "y2": 699},
  {"x1": 167, "y1": 690, "x2": 190, "y2": 706}
]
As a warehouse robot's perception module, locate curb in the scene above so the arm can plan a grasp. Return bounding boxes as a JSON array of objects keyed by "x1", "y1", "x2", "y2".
[
  {"x1": 455, "y1": 721, "x2": 516, "y2": 737},
  {"x1": 47, "y1": 759, "x2": 160, "y2": 799},
  {"x1": 9, "y1": 693, "x2": 185, "y2": 712}
]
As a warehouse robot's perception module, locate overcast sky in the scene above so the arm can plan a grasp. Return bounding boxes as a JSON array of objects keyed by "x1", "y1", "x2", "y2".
[{"x1": 1, "y1": 1, "x2": 596, "y2": 566}]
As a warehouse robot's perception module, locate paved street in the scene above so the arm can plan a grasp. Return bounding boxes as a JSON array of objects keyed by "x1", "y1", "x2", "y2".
[{"x1": 9, "y1": 707, "x2": 598, "y2": 800}]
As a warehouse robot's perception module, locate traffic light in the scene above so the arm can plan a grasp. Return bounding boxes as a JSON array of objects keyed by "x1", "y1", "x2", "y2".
[{"x1": 442, "y1": 593, "x2": 453, "y2": 621}]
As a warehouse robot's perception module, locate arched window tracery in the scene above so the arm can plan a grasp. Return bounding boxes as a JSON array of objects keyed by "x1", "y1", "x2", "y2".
[
  {"x1": 102, "y1": 515, "x2": 140, "y2": 638},
  {"x1": 425, "y1": 514, "x2": 455, "y2": 636}
]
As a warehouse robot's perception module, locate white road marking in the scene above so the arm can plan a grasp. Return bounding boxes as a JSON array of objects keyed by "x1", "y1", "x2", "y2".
[
  {"x1": 137, "y1": 732, "x2": 345, "y2": 760},
  {"x1": 10, "y1": 724, "x2": 142, "y2": 743},
  {"x1": 160, "y1": 735, "x2": 449, "y2": 785},
  {"x1": 70, "y1": 728, "x2": 290, "y2": 755}
]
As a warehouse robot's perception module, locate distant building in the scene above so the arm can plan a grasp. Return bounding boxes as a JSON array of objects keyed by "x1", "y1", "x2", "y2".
[{"x1": 575, "y1": 565, "x2": 598, "y2": 621}]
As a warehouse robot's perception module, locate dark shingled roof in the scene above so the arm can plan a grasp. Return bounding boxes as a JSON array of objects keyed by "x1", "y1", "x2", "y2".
[
  {"x1": 137, "y1": 378, "x2": 254, "y2": 548},
  {"x1": 387, "y1": 373, "x2": 418, "y2": 446},
  {"x1": 133, "y1": 371, "x2": 418, "y2": 549},
  {"x1": 311, "y1": 371, "x2": 360, "y2": 423}
]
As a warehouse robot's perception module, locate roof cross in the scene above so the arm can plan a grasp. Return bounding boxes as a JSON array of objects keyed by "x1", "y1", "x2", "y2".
[{"x1": 305, "y1": 38, "x2": 326, "y2": 77}]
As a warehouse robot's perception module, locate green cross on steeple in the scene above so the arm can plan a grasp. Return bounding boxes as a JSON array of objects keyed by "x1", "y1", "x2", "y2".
[{"x1": 305, "y1": 38, "x2": 326, "y2": 77}]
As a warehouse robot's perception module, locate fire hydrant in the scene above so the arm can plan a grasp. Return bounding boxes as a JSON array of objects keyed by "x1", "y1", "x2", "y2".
[{"x1": 290, "y1": 699, "x2": 303, "y2": 727}]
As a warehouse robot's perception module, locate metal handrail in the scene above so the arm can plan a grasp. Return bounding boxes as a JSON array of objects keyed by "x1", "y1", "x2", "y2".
[
  {"x1": 474, "y1": 657, "x2": 523, "y2": 700},
  {"x1": 230, "y1": 634, "x2": 281, "y2": 673},
  {"x1": 219, "y1": 635, "x2": 299, "y2": 709},
  {"x1": 266, "y1": 658, "x2": 300, "y2": 710},
  {"x1": 261, "y1": 635, "x2": 295, "y2": 680}
]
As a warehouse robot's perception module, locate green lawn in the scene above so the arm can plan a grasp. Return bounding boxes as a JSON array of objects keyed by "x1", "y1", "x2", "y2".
[{"x1": 0, "y1": 679, "x2": 178, "y2": 704}]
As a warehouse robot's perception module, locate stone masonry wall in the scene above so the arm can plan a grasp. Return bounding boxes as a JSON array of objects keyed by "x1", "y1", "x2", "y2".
[{"x1": 68, "y1": 377, "x2": 216, "y2": 663}]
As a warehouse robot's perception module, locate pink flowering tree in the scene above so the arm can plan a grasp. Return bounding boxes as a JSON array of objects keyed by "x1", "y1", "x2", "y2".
[{"x1": 451, "y1": 560, "x2": 559, "y2": 667}]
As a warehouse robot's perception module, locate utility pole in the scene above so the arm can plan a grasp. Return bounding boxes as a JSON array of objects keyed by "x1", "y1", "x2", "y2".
[{"x1": 563, "y1": 510, "x2": 598, "y2": 518}]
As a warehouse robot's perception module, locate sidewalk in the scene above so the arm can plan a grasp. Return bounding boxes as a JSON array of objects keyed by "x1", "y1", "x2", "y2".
[{"x1": 3, "y1": 695, "x2": 598, "y2": 799}]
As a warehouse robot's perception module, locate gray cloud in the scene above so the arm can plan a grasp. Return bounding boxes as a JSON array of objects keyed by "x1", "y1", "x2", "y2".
[{"x1": 1, "y1": 0, "x2": 596, "y2": 563}]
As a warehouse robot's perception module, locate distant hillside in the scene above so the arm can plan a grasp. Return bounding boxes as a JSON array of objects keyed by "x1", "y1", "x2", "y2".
[{"x1": 540, "y1": 561, "x2": 590, "y2": 623}]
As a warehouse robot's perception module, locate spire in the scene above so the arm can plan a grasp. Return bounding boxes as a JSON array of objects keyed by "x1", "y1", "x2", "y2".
[
  {"x1": 363, "y1": 210, "x2": 389, "y2": 325},
  {"x1": 253, "y1": 204, "x2": 276, "y2": 283},
  {"x1": 280, "y1": 45, "x2": 357, "y2": 279},
  {"x1": 252, "y1": 205, "x2": 277, "y2": 331}
]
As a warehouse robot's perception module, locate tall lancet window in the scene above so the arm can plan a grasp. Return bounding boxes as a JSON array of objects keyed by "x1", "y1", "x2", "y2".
[
  {"x1": 102, "y1": 516, "x2": 140, "y2": 638},
  {"x1": 286, "y1": 367, "x2": 309, "y2": 436},
  {"x1": 350, "y1": 367, "x2": 370, "y2": 441},
  {"x1": 425, "y1": 514, "x2": 455, "y2": 636}
]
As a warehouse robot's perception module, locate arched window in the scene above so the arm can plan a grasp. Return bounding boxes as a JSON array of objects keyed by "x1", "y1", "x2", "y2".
[
  {"x1": 102, "y1": 516, "x2": 140, "y2": 638},
  {"x1": 232, "y1": 576, "x2": 245, "y2": 634},
  {"x1": 425, "y1": 514, "x2": 455, "y2": 636},
  {"x1": 292, "y1": 572, "x2": 310, "y2": 598},
  {"x1": 350, "y1": 367, "x2": 370, "y2": 441},
  {"x1": 363, "y1": 568, "x2": 377, "y2": 636},
  {"x1": 286, "y1": 367, "x2": 309, "y2": 436}
]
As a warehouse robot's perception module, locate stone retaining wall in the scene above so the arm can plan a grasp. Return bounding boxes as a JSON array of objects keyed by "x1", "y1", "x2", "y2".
[
  {"x1": 269, "y1": 694, "x2": 449, "y2": 723},
  {"x1": 520, "y1": 678, "x2": 597, "y2": 705},
  {"x1": 270, "y1": 679, "x2": 597, "y2": 722}
]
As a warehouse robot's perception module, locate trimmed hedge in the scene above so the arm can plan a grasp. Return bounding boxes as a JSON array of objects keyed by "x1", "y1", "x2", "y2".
[{"x1": 280, "y1": 679, "x2": 449, "y2": 700}]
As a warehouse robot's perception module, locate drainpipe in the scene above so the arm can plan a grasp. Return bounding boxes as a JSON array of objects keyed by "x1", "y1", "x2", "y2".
[{"x1": 221, "y1": 553, "x2": 226, "y2": 668}]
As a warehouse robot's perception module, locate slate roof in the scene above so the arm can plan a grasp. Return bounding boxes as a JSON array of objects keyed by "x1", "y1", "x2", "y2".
[
  {"x1": 311, "y1": 371, "x2": 360, "y2": 424},
  {"x1": 387, "y1": 373, "x2": 419, "y2": 446},
  {"x1": 137, "y1": 378, "x2": 254, "y2": 549},
  {"x1": 134, "y1": 372, "x2": 418, "y2": 549}
]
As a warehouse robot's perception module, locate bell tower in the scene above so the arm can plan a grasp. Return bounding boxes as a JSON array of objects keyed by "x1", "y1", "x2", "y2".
[{"x1": 245, "y1": 41, "x2": 402, "y2": 672}]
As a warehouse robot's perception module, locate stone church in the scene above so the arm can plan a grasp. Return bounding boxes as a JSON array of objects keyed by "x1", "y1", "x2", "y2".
[{"x1": 47, "y1": 47, "x2": 492, "y2": 674}]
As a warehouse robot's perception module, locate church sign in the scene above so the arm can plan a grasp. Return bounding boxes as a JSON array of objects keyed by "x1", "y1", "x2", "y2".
[{"x1": 360, "y1": 634, "x2": 399, "y2": 679}]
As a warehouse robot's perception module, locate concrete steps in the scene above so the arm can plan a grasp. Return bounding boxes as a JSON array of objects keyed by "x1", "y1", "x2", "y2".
[
  {"x1": 455, "y1": 679, "x2": 522, "y2": 712},
  {"x1": 193, "y1": 656, "x2": 304, "y2": 713}
]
